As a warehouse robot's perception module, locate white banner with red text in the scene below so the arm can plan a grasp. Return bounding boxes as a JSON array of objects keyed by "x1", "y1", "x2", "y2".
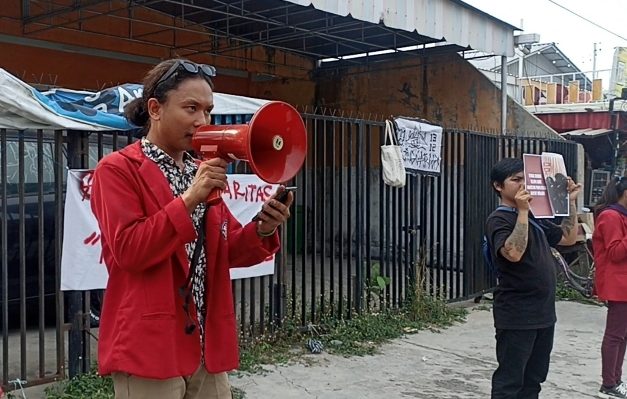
[{"x1": 60, "y1": 171, "x2": 278, "y2": 291}]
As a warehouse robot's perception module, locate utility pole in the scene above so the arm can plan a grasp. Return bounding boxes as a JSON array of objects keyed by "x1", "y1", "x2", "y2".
[{"x1": 592, "y1": 42, "x2": 599, "y2": 80}]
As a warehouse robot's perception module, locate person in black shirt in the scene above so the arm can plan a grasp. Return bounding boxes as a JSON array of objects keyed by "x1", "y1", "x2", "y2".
[{"x1": 486, "y1": 158, "x2": 581, "y2": 399}]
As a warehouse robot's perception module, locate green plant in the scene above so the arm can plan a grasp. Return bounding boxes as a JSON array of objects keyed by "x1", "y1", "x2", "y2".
[
  {"x1": 473, "y1": 304, "x2": 492, "y2": 312},
  {"x1": 231, "y1": 386, "x2": 246, "y2": 399},
  {"x1": 43, "y1": 366, "x2": 246, "y2": 398},
  {"x1": 555, "y1": 283, "x2": 603, "y2": 306},
  {"x1": 237, "y1": 249, "x2": 467, "y2": 369},
  {"x1": 44, "y1": 368, "x2": 113, "y2": 399},
  {"x1": 366, "y1": 262, "x2": 391, "y2": 300},
  {"x1": 44, "y1": 248, "x2": 467, "y2": 397}
]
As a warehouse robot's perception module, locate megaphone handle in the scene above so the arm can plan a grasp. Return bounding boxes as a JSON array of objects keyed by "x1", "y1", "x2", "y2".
[{"x1": 206, "y1": 188, "x2": 223, "y2": 205}]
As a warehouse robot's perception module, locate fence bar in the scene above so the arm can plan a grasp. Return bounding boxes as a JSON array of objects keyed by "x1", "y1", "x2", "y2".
[
  {"x1": 18, "y1": 132, "x2": 27, "y2": 379},
  {"x1": 300, "y1": 121, "x2": 309, "y2": 326},
  {"x1": 365, "y1": 124, "x2": 373, "y2": 310},
  {"x1": 37, "y1": 131, "x2": 45, "y2": 378},
  {"x1": 338, "y1": 122, "x2": 345, "y2": 318},
  {"x1": 1, "y1": 130, "x2": 8, "y2": 385},
  {"x1": 355, "y1": 121, "x2": 364, "y2": 313},
  {"x1": 378, "y1": 126, "x2": 385, "y2": 309},
  {"x1": 329, "y1": 121, "x2": 337, "y2": 315},
  {"x1": 54, "y1": 130, "x2": 65, "y2": 379},
  {"x1": 346, "y1": 123, "x2": 353, "y2": 317}
]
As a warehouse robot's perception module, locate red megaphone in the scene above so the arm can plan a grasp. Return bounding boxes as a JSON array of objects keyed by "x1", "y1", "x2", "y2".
[{"x1": 192, "y1": 101, "x2": 307, "y2": 204}]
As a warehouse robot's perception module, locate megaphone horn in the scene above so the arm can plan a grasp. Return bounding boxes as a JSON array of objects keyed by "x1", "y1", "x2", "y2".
[{"x1": 192, "y1": 101, "x2": 307, "y2": 205}]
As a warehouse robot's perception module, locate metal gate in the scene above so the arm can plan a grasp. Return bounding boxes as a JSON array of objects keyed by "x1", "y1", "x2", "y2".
[{"x1": 0, "y1": 120, "x2": 579, "y2": 389}]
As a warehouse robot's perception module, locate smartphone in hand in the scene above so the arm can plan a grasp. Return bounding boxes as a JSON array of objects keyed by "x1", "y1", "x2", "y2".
[
  {"x1": 274, "y1": 186, "x2": 297, "y2": 204},
  {"x1": 252, "y1": 186, "x2": 296, "y2": 222}
]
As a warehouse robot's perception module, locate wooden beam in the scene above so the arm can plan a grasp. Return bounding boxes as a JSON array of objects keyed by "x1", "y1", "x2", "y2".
[
  {"x1": 568, "y1": 80, "x2": 579, "y2": 104},
  {"x1": 593, "y1": 79, "x2": 603, "y2": 101},
  {"x1": 546, "y1": 82, "x2": 557, "y2": 104}
]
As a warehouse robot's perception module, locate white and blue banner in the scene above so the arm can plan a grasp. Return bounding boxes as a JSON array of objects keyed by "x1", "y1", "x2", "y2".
[
  {"x1": 0, "y1": 68, "x2": 269, "y2": 131},
  {"x1": 33, "y1": 84, "x2": 143, "y2": 130}
]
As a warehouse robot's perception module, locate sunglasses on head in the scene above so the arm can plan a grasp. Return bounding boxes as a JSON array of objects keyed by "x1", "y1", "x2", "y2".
[{"x1": 155, "y1": 60, "x2": 216, "y2": 88}]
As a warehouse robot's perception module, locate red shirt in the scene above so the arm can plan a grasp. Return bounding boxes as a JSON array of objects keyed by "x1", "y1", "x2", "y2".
[
  {"x1": 593, "y1": 207, "x2": 627, "y2": 301},
  {"x1": 91, "y1": 141, "x2": 280, "y2": 378}
]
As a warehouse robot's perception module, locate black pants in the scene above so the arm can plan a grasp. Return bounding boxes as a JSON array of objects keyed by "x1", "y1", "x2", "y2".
[{"x1": 491, "y1": 325, "x2": 555, "y2": 399}]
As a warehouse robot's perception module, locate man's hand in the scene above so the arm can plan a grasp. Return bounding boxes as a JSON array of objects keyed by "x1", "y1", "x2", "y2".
[
  {"x1": 181, "y1": 158, "x2": 228, "y2": 213},
  {"x1": 256, "y1": 187, "x2": 294, "y2": 236},
  {"x1": 514, "y1": 185, "x2": 532, "y2": 211},
  {"x1": 566, "y1": 177, "x2": 582, "y2": 201}
]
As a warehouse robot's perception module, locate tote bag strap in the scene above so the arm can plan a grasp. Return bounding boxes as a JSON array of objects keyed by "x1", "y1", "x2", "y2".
[{"x1": 384, "y1": 120, "x2": 397, "y2": 145}]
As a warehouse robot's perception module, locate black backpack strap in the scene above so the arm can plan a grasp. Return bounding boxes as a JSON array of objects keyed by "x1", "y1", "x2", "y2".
[{"x1": 179, "y1": 206, "x2": 208, "y2": 335}]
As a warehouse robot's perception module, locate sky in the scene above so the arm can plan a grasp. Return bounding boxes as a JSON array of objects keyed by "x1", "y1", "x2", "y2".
[{"x1": 463, "y1": 0, "x2": 626, "y2": 79}]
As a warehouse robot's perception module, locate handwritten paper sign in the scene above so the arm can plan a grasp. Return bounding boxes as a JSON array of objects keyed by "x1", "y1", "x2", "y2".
[
  {"x1": 61, "y1": 171, "x2": 279, "y2": 290},
  {"x1": 394, "y1": 117, "x2": 443, "y2": 175}
]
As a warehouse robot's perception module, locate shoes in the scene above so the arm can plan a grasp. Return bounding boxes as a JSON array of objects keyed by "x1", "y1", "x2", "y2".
[{"x1": 599, "y1": 382, "x2": 627, "y2": 398}]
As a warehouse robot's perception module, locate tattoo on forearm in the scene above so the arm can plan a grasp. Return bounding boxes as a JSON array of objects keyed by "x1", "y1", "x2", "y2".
[
  {"x1": 503, "y1": 222, "x2": 529, "y2": 256},
  {"x1": 561, "y1": 202, "x2": 577, "y2": 236}
]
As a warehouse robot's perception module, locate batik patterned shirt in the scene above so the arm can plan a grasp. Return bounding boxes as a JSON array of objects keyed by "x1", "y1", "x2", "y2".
[{"x1": 141, "y1": 137, "x2": 207, "y2": 351}]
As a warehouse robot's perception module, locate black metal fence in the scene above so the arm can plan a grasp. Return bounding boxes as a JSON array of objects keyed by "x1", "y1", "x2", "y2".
[{"x1": 0, "y1": 118, "x2": 579, "y2": 390}]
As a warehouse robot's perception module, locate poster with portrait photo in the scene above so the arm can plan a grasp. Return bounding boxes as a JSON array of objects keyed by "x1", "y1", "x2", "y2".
[
  {"x1": 541, "y1": 152, "x2": 569, "y2": 216},
  {"x1": 523, "y1": 154, "x2": 554, "y2": 218}
]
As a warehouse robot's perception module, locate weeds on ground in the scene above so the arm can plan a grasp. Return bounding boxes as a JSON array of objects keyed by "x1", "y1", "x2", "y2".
[
  {"x1": 237, "y1": 292, "x2": 466, "y2": 373},
  {"x1": 238, "y1": 251, "x2": 466, "y2": 373},
  {"x1": 41, "y1": 250, "x2": 466, "y2": 397},
  {"x1": 44, "y1": 368, "x2": 113, "y2": 399},
  {"x1": 555, "y1": 283, "x2": 604, "y2": 306}
]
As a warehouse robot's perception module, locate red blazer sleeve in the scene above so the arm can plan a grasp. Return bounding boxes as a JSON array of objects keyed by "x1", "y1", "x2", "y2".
[
  {"x1": 222, "y1": 203, "x2": 280, "y2": 268},
  {"x1": 91, "y1": 161, "x2": 196, "y2": 273},
  {"x1": 596, "y1": 211, "x2": 627, "y2": 263}
]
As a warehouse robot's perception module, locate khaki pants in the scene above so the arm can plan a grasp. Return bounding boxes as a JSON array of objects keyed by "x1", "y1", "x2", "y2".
[{"x1": 112, "y1": 366, "x2": 231, "y2": 399}]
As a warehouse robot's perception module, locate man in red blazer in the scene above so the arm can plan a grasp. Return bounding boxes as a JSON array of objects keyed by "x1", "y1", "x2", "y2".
[{"x1": 91, "y1": 59, "x2": 293, "y2": 399}]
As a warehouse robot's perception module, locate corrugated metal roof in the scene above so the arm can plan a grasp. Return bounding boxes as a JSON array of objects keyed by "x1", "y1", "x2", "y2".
[
  {"x1": 285, "y1": 0, "x2": 517, "y2": 56},
  {"x1": 24, "y1": 0, "x2": 517, "y2": 63},
  {"x1": 560, "y1": 128, "x2": 613, "y2": 137}
]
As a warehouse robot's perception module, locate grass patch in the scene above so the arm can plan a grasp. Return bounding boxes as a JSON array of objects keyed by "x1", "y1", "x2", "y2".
[
  {"x1": 237, "y1": 252, "x2": 467, "y2": 373},
  {"x1": 40, "y1": 292, "x2": 466, "y2": 399},
  {"x1": 42, "y1": 367, "x2": 246, "y2": 399},
  {"x1": 44, "y1": 368, "x2": 113, "y2": 399},
  {"x1": 40, "y1": 253, "x2": 466, "y2": 398},
  {"x1": 237, "y1": 290, "x2": 467, "y2": 373}
]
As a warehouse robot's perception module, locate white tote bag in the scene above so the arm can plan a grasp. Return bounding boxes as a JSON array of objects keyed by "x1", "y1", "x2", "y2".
[{"x1": 381, "y1": 120, "x2": 406, "y2": 187}]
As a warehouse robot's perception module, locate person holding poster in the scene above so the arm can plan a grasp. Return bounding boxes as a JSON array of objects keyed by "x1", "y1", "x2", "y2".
[
  {"x1": 592, "y1": 177, "x2": 627, "y2": 399},
  {"x1": 485, "y1": 158, "x2": 581, "y2": 399},
  {"x1": 90, "y1": 58, "x2": 293, "y2": 399}
]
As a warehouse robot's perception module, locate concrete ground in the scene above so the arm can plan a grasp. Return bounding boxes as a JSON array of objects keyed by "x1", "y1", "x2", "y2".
[
  {"x1": 230, "y1": 301, "x2": 606, "y2": 399},
  {"x1": 15, "y1": 300, "x2": 606, "y2": 398}
]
